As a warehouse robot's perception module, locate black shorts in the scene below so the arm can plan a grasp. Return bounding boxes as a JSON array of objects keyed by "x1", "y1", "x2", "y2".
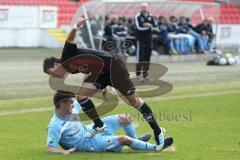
[{"x1": 84, "y1": 56, "x2": 135, "y2": 95}]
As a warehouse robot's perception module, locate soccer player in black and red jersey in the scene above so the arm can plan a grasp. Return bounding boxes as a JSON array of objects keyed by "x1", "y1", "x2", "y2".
[{"x1": 43, "y1": 18, "x2": 166, "y2": 149}]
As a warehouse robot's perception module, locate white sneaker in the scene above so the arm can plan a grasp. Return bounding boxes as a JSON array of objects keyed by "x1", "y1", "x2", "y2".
[
  {"x1": 84, "y1": 124, "x2": 107, "y2": 138},
  {"x1": 136, "y1": 75, "x2": 144, "y2": 82},
  {"x1": 156, "y1": 136, "x2": 174, "y2": 151},
  {"x1": 143, "y1": 77, "x2": 152, "y2": 83}
]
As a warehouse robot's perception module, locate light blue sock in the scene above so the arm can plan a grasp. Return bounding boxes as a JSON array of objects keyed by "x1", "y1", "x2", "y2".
[
  {"x1": 123, "y1": 123, "x2": 137, "y2": 139},
  {"x1": 129, "y1": 138, "x2": 156, "y2": 151}
]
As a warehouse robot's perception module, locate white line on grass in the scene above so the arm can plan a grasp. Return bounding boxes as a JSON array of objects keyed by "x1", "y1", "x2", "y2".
[
  {"x1": 0, "y1": 108, "x2": 52, "y2": 116},
  {"x1": 152, "y1": 90, "x2": 240, "y2": 101},
  {"x1": 0, "y1": 90, "x2": 240, "y2": 116}
]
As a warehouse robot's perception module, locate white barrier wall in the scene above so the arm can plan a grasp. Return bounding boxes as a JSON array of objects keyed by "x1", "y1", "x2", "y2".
[
  {"x1": 0, "y1": 29, "x2": 40, "y2": 47},
  {"x1": 216, "y1": 25, "x2": 240, "y2": 46},
  {"x1": 0, "y1": 29, "x2": 61, "y2": 47},
  {"x1": 0, "y1": 6, "x2": 57, "y2": 28},
  {"x1": 0, "y1": 6, "x2": 38, "y2": 28},
  {"x1": 39, "y1": 6, "x2": 58, "y2": 29},
  {"x1": 0, "y1": 5, "x2": 60, "y2": 47}
]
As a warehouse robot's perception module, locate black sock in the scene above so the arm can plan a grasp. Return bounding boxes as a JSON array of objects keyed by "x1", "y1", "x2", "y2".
[
  {"x1": 139, "y1": 102, "x2": 161, "y2": 135},
  {"x1": 136, "y1": 63, "x2": 142, "y2": 76},
  {"x1": 78, "y1": 98, "x2": 103, "y2": 128}
]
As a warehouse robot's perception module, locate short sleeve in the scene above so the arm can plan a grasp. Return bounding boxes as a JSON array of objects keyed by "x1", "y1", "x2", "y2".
[
  {"x1": 61, "y1": 41, "x2": 78, "y2": 62},
  {"x1": 47, "y1": 125, "x2": 61, "y2": 148},
  {"x1": 72, "y1": 100, "x2": 82, "y2": 114}
]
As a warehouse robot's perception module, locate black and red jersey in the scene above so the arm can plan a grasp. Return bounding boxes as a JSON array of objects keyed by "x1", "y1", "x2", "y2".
[{"x1": 60, "y1": 41, "x2": 112, "y2": 75}]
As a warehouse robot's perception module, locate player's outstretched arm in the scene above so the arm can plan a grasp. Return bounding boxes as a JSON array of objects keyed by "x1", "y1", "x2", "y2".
[
  {"x1": 66, "y1": 17, "x2": 88, "y2": 44},
  {"x1": 47, "y1": 146, "x2": 76, "y2": 155},
  {"x1": 102, "y1": 86, "x2": 109, "y2": 101}
]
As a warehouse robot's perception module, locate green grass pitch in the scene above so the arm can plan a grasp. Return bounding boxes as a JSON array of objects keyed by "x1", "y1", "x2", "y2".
[{"x1": 0, "y1": 48, "x2": 239, "y2": 160}]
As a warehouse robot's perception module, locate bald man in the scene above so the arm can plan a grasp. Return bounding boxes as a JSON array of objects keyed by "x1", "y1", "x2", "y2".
[{"x1": 135, "y1": 3, "x2": 157, "y2": 82}]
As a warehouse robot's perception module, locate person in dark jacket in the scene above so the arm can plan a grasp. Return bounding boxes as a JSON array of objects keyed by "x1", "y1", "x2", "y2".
[
  {"x1": 195, "y1": 19, "x2": 210, "y2": 53},
  {"x1": 156, "y1": 16, "x2": 171, "y2": 54},
  {"x1": 167, "y1": 16, "x2": 183, "y2": 54},
  {"x1": 135, "y1": 3, "x2": 157, "y2": 82},
  {"x1": 104, "y1": 15, "x2": 118, "y2": 41},
  {"x1": 177, "y1": 17, "x2": 195, "y2": 54},
  {"x1": 111, "y1": 17, "x2": 129, "y2": 57}
]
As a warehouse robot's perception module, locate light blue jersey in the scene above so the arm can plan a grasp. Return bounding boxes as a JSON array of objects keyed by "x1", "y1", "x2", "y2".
[
  {"x1": 47, "y1": 100, "x2": 123, "y2": 152},
  {"x1": 47, "y1": 100, "x2": 92, "y2": 151}
]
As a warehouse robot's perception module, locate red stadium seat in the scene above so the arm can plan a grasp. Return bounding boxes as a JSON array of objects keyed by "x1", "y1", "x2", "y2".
[{"x1": 0, "y1": 0, "x2": 239, "y2": 25}]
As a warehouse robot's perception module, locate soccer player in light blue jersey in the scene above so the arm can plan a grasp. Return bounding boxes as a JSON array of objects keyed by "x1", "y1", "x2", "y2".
[{"x1": 46, "y1": 90, "x2": 166, "y2": 155}]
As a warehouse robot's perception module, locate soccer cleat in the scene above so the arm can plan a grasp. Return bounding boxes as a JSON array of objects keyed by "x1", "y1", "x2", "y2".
[
  {"x1": 142, "y1": 77, "x2": 152, "y2": 83},
  {"x1": 138, "y1": 133, "x2": 151, "y2": 142},
  {"x1": 155, "y1": 137, "x2": 174, "y2": 151},
  {"x1": 84, "y1": 124, "x2": 107, "y2": 138},
  {"x1": 155, "y1": 127, "x2": 166, "y2": 150},
  {"x1": 136, "y1": 75, "x2": 144, "y2": 82}
]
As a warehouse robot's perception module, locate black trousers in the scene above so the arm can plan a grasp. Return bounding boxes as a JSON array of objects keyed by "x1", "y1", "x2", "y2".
[{"x1": 136, "y1": 40, "x2": 152, "y2": 77}]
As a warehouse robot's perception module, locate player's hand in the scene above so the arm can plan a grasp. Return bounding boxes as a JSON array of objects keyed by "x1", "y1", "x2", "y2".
[
  {"x1": 74, "y1": 17, "x2": 88, "y2": 29},
  {"x1": 63, "y1": 148, "x2": 76, "y2": 155},
  {"x1": 102, "y1": 87, "x2": 109, "y2": 101}
]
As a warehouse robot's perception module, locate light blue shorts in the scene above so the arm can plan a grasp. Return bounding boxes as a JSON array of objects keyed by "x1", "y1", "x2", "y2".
[{"x1": 88, "y1": 115, "x2": 123, "y2": 152}]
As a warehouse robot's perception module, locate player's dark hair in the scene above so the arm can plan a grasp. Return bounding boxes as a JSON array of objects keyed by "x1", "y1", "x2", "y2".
[
  {"x1": 43, "y1": 57, "x2": 60, "y2": 73},
  {"x1": 53, "y1": 90, "x2": 75, "y2": 109}
]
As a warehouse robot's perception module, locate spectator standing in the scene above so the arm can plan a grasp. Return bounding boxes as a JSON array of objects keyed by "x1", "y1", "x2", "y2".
[{"x1": 135, "y1": 3, "x2": 157, "y2": 82}]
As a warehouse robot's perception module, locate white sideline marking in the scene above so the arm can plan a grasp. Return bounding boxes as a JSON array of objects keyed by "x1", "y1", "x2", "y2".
[
  {"x1": 0, "y1": 108, "x2": 52, "y2": 116},
  {"x1": 150, "y1": 90, "x2": 240, "y2": 101},
  {"x1": 0, "y1": 90, "x2": 239, "y2": 116}
]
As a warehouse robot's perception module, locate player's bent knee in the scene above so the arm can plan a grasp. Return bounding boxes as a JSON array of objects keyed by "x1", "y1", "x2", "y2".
[
  {"x1": 128, "y1": 97, "x2": 138, "y2": 108},
  {"x1": 118, "y1": 113, "x2": 132, "y2": 126},
  {"x1": 125, "y1": 94, "x2": 143, "y2": 109},
  {"x1": 130, "y1": 98, "x2": 143, "y2": 109},
  {"x1": 117, "y1": 136, "x2": 132, "y2": 146}
]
